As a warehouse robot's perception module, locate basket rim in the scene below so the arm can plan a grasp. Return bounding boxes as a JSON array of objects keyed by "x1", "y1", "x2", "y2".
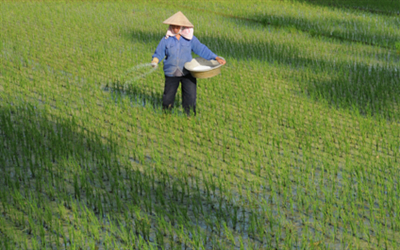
[{"x1": 189, "y1": 67, "x2": 221, "y2": 79}]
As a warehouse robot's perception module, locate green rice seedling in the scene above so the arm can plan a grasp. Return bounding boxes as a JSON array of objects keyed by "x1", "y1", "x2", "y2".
[{"x1": 395, "y1": 42, "x2": 400, "y2": 55}]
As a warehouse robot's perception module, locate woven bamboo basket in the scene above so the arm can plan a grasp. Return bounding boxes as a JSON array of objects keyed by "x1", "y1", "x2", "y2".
[{"x1": 184, "y1": 57, "x2": 224, "y2": 79}]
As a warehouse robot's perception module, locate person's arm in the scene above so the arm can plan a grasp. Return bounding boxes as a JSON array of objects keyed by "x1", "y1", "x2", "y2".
[
  {"x1": 151, "y1": 38, "x2": 166, "y2": 67},
  {"x1": 215, "y1": 57, "x2": 226, "y2": 65},
  {"x1": 191, "y1": 36, "x2": 225, "y2": 65}
]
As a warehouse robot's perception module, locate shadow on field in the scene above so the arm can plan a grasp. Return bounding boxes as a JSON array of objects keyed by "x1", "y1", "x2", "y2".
[
  {"x1": 0, "y1": 103, "x2": 121, "y2": 245},
  {"x1": 0, "y1": 103, "x2": 120, "y2": 206},
  {"x1": 103, "y1": 81, "x2": 164, "y2": 109},
  {"x1": 0, "y1": 103, "x2": 275, "y2": 248},
  {"x1": 124, "y1": 28, "x2": 400, "y2": 120},
  {"x1": 102, "y1": 81, "x2": 185, "y2": 113},
  {"x1": 246, "y1": 13, "x2": 399, "y2": 49},
  {"x1": 291, "y1": 0, "x2": 400, "y2": 15}
]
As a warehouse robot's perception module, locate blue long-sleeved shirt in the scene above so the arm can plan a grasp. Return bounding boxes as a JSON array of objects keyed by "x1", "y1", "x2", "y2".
[{"x1": 152, "y1": 35, "x2": 218, "y2": 77}]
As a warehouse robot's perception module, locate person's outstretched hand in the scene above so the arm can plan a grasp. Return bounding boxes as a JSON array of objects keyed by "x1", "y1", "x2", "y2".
[
  {"x1": 215, "y1": 57, "x2": 226, "y2": 65},
  {"x1": 151, "y1": 57, "x2": 159, "y2": 68}
]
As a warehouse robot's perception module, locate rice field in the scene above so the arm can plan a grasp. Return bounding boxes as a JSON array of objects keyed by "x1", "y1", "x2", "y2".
[{"x1": 1, "y1": 0, "x2": 400, "y2": 249}]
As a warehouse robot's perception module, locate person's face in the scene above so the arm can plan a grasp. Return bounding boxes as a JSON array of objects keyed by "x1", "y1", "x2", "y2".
[{"x1": 171, "y1": 25, "x2": 181, "y2": 34}]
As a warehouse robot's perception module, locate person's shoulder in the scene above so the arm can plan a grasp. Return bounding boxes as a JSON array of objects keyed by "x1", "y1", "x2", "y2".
[
  {"x1": 158, "y1": 36, "x2": 172, "y2": 45},
  {"x1": 191, "y1": 36, "x2": 200, "y2": 42}
]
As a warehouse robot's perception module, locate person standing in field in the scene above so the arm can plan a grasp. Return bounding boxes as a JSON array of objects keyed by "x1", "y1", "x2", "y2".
[{"x1": 151, "y1": 11, "x2": 226, "y2": 116}]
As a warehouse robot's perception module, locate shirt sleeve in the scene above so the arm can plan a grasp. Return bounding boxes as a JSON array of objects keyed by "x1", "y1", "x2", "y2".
[
  {"x1": 191, "y1": 36, "x2": 218, "y2": 60},
  {"x1": 152, "y1": 38, "x2": 166, "y2": 62}
]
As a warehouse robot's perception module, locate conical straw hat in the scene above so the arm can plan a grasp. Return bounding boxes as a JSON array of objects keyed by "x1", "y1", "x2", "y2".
[{"x1": 163, "y1": 11, "x2": 194, "y2": 28}]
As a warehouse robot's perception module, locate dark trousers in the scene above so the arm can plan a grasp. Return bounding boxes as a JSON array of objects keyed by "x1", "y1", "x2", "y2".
[{"x1": 163, "y1": 74, "x2": 197, "y2": 116}]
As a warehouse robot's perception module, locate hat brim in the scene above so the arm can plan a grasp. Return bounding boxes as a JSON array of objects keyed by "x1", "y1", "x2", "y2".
[{"x1": 163, "y1": 21, "x2": 194, "y2": 28}]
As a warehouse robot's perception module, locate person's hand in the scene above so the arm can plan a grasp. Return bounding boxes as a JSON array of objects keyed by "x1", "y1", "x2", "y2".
[
  {"x1": 151, "y1": 58, "x2": 159, "y2": 68},
  {"x1": 215, "y1": 57, "x2": 226, "y2": 65}
]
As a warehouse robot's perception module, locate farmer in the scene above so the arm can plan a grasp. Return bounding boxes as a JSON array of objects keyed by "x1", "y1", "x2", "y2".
[{"x1": 151, "y1": 11, "x2": 226, "y2": 116}]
